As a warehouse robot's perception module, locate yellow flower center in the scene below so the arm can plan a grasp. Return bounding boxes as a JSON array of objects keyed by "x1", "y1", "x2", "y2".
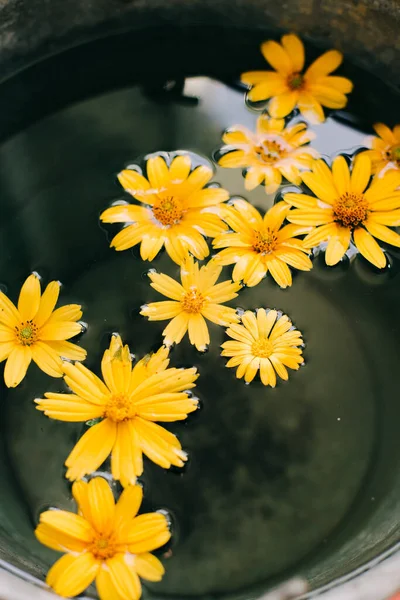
[
  {"x1": 288, "y1": 72, "x2": 304, "y2": 90},
  {"x1": 104, "y1": 393, "x2": 136, "y2": 422},
  {"x1": 181, "y1": 289, "x2": 205, "y2": 313},
  {"x1": 89, "y1": 535, "x2": 116, "y2": 560},
  {"x1": 333, "y1": 192, "x2": 369, "y2": 228},
  {"x1": 152, "y1": 196, "x2": 184, "y2": 226},
  {"x1": 16, "y1": 321, "x2": 38, "y2": 346},
  {"x1": 255, "y1": 140, "x2": 286, "y2": 164},
  {"x1": 252, "y1": 230, "x2": 278, "y2": 254},
  {"x1": 252, "y1": 338, "x2": 274, "y2": 358}
]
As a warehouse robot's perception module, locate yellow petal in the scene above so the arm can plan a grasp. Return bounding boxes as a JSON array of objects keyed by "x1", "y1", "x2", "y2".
[
  {"x1": 305, "y1": 49, "x2": 343, "y2": 80},
  {"x1": 124, "y1": 512, "x2": 171, "y2": 552},
  {"x1": 35, "y1": 281, "x2": 61, "y2": 328},
  {"x1": 307, "y1": 84, "x2": 348, "y2": 109},
  {"x1": 236, "y1": 355, "x2": 253, "y2": 379},
  {"x1": 187, "y1": 188, "x2": 229, "y2": 208},
  {"x1": 353, "y1": 227, "x2": 386, "y2": 268},
  {"x1": 0, "y1": 291, "x2": 20, "y2": 327},
  {"x1": 351, "y1": 153, "x2": 371, "y2": 194},
  {"x1": 205, "y1": 280, "x2": 241, "y2": 303},
  {"x1": 63, "y1": 362, "x2": 108, "y2": 404},
  {"x1": 135, "y1": 392, "x2": 198, "y2": 422},
  {"x1": 267, "y1": 258, "x2": 292, "y2": 288},
  {"x1": 244, "y1": 167, "x2": 265, "y2": 190},
  {"x1": 257, "y1": 115, "x2": 285, "y2": 134},
  {"x1": 100, "y1": 204, "x2": 149, "y2": 224},
  {"x1": 183, "y1": 165, "x2": 213, "y2": 193},
  {"x1": 187, "y1": 313, "x2": 210, "y2": 351},
  {"x1": 118, "y1": 169, "x2": 152, "y2": 195},
  {"x1": 111, "y1": 420, "x2": 143, "y2": 487},
  {"x1": 39, "y1": 509, "x2": 93, "y2": 542},
  {"x1": 17, "y1": 273, "x2": 41, "y2": 321},
  {"x1": 140, "y1": 234, "x2": 165, "y2": 261},
  {"x1": 39, "y1": 321, "x2": 82, "y2": 341},
  {"x1": 264, "y1": 201, "x2": 290, "y2": 230},
  {"x1": 0, "y1": 323, "x2": 14, "y2": 342},
  {"x1": 364, "y1": 172, "x2": 400, "y2": 204},
  {"x1": 303, "y1": 222, "x2": 339, "y2": 248},
  {"x1": 269, "y1": 355, "x2": 289, "y2": 380},
  {"x1": 146, "y1": 156, "x2": 169, "y2": 191},
  {"x1": 241, "y1": 71, "x2": 285, "y2": 88},
  {"x1": 222, "y1": 128, "x2": 252, "y2": 144},
  {"x1": 243, "y1": 258, "x2": 267, "y2": 287},
  {"x1": 96, "y1": 555, "x2": 141, "y2": 600},
  {"x1": 135, "y1": 553, "x2": 165, "y2": 581},
  {"x1": 275, "y1": 249, "x2": 312, "y2": 270},
  {"x1": 140, "y1": 301, "x2": 182, "y2": 321},
  {"x1": 218, "y1": 150, "x2": 249, "y2": 168},
  {"x1": 258, "y1": 309, "x2": 278, "y2": 338},
  {"x1": 277, "y1": 223, "x2": 313, "y2": 242},
  {"x1": 47, "y1": 553, "x2": 99, "y2": 598},
  {"x1": 135, "y1": 417, "x2": 187, "y2": 470},
  {"x1": 31, "y1": 341, "x2": 63, "y2": 377},
  {"x1": 368, "y1": 209, "x2": 400, "y2": 226},
  {"x1": 364, "y1": 220, "x2": 400, "y2": 248},
  {"x1": 270, "y1": 315, "x2": 292, "y2": 341},
  {"x1": 35, "y1": 393, "x2": 104, "y2": 422},
  {"x1": 269, "y1": 91, "x2": 298, "y2": 118},
  {"x1": 111, "y1": 224, "x2": 151, "y2": 252},
  {"x1": 72, "y1": 480, "x2": 92, "y2": 521},
  {"x1": 287, "y1": 208, "x2": 334, "y2": 226},
  {"x1": 261, "y1": 40, "x2": 293, "y2": 74},
  {"x1": 332, "y1": 156, "x2": 351, "y2": 195},
  {"x1": 260, "y1": 358, "x2": 277, "y2": 387},
  {"x1": 325, "y1": 227, "x2": 351, "y2": 265},
  {"x1": 281, "y1": 34, "x2": 305, "y2": 72},
  {"x1": 297, "y1": 91, "x2": 325, "y2": 124},
  {"x1": 318, "y1": 75, "x2": 353, "y2": 94},
  {"x1": 35, "y1": 521, "x2": 88, "y2": 554},
  {"x1": 373, "y1": 123, "x2": 396, "y2": 144},
  {"x1": 244, "y1": 357, "x2": 260, "y2": 383},
  {"x1": 47, "y1": 340, "x2": 87, "y2": 361},
  {"x1": 4, "y1": 345, "x2": 32, "y2": 388},
  {"x1": 162, "y1": 312, "x2": 190, "y2": 346},
  {"x1": 148, "y1": 272, "x2": 185, "y2": 301},
  {"x1": 305, "y1": 159, "x2": 338, "y2": 202},
  {"x1": 248, "y1": 79, "x2": 288, "y2": 102},
  {"x1": 115, "y1": 485, "x2": 143, "y2": 532},
  {"x1": 201, "y1": 303, "x2": 240, "y2": 326},
  {"x1": 85, "y1": 476, "x2": 116, "y2": 536},
  {"x1": 283, "y1": 192, "x2": 317, "y2": 209},
  {"x1": 47, "y1": 304, "x2": 82, "y2": 323},
  {"x1": 169, "y1": 154, "x2": 192, "y2": 182},
  {"x1": 65, "y1": 418, "x2": 117, "y2": 481}
]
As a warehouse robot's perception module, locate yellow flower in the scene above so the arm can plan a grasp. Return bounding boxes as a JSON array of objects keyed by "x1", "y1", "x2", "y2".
[
  {"x1": 363, "y1": 122, "x2": 400, "y2": 174},
  {"x1": 221, "y1": 308, "x2": 304, "y2": 387},
  {"x1": 284, "y1": 154, "x2": 400, "y2": 268},
  {"x1": 35, "y1": 335, "x2": 198, "y2": 486},
  {"x1": 100, "y1": 153, "x2": 229, "y2": 265},
  {"x1": 0, "y1": 273, "x2": 85, "y2": 388},
  {"x1": 140, "y1": 256, "x2": 241, "y2": 351},
  {"x1": 213, "y1": 200, "x2": 312, "y2": 288},
  {"x1": 241, "y1": 33, "x2": 353, "y2": 123},
  {"x1": 35, "y1": 477, "x2": 170, "y2": 600},
  {"x1": 218, "y1": 114, "x2": 318, "y2": 193}
]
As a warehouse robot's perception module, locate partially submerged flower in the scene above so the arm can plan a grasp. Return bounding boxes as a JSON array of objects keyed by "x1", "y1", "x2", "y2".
[
  {"x1": 35, "y1": 477, "x2": 170, "y2": 600},
  {"x1": 140, "y1": 256, "x2": 241, "y2": 351},
  {"x1": 213, "y1": 200, "x2": 312, "y2": 288},
  {"x1": 101, "y1": 153, "x2": 229, "y2": 264},
  {"x1": 284, "y1": 154, "x2": 400, "y2": 268},
  {"x1": 221, "y1": 308, "x2": 304, "y2": 386},
  {"x1": 241, "y1": 33, "x2": 353, "y2": 123},
  {"x1": 218, "y1": 115, "x2": 318, "y2": 193},
  {"x1": 35, "y1": 335, "x2": 198, "y2": 485},
  {"x1": 0, "y1": 273, "x2": 85, "y2": 388},
  {"x1": 363, "y1": 122, "x2": 400, "y2": 174}
]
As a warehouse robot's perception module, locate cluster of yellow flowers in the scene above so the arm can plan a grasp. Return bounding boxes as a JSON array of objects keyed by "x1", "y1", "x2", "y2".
[{"x1": 0, "y1": 32, "x2": 399, "y2": 600}]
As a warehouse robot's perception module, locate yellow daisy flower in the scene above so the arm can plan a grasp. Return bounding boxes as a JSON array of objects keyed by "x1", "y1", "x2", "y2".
[
  {"x1": 221, "y1": 308, "x2": 304, "y2": 387},
  {"x1": 363, "y1": 122, "x2": 400, "y2": 174},
  {"x1": 0, "y1": 273, "x2": 85, "y2": 388},
  {"x1": 140, "y1": 256, "x2": 241, "y2": 351},
  {"x1": 100, "y1": 153, "x2": 229, "y2": 265},
  {"x1": 284, "y1": 154, "x2": 400, "y2": 268},
  {"x1": 35, "y1": 477, "x2": 170, "y2": 600},
  {"x1": 241, "y1": 33, "x2": 353, "y2": 123},
  {"x1": 213, "y1": 199, "x2": 312, "y2": 288},
  {"x1": 35, "y1": 335, "x2": 199, "y2": 486},
  {"x1": 218, "y1": 114, "x2": 318, "y2": 193}
]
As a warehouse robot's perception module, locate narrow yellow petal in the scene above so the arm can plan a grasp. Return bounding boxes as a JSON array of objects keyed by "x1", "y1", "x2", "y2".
[
  {"x1": 241, "y1": 311, "x2": 259, "y2": 340},
  {"x1": 18, "y1": 273, "x2": 41, "y2": 321},
  {"x1": 332, "y1": 156, "x2": 350, "y2": 196},
  {"x1": 72, "y1": 480, "x2": 92, "y2": 521},
  {"x1": 222, "y1": 127, "x2": 252, "y2": 144},
  {"x1": 117, "y1": 169, "x2": 152, "y2": 194},
  {"x1": 183, "y1": 165, "x2": 213, "y2": 193},
  {"x1": 270, "y1": 355, "x2": 289, "y2": 380},
  {"x1": 351, "y1": 153, "x2": 371, "y2": 194},
  {"x1": 111, "y1": 420, "x2": 143, "y2": 487},
  {"x1": 201, "y1": 303, "x2": 240, "y2": 326},
  {"x1": 187, "y1": 313, "x2": 210, "y2": 352},
  {"x1": 162, "y1": 312, "x2": 190, "y2": 346},
  {"x1": 264, "y1": 201, "x2": 290, "y2": 230},
  {"x1": 325, "y1": 227, "x2": 351, "y2": 265},
  {"x1": 286, "y1": 207, "x2": 334, "y2": 226},
  {"x1": 368, "y1": 209, "x2": 400, "y2": 226},
  {"x1": 47, "y1": 304, "x2": 82, "y2": 323},
  {"x1": 297, "y1": 91, "x2": 325, "y2": 124},
  {"x1": 35, "y1": 281, "x2": 61, "y2": 328},
  {"x1": 260, "y1": 358, "x2": 277, "y2": 387},
  {"x1": 4, "y1": 346, "x2": 32, "y2": 388},
  {"x1": 269, "y1": 91, "x2": 298, "y2": 118},
  {"x1": 205, "y1": 281, "x2": 241, "y2": 303},
  {"x1": 124, "y1": 512, "x2": 171, "y2": 552},
  {"x1": 35, "y1": 522, "x2": 88, "y2": 553},
  {"x1": 267, "y1": 258, "x2": 292, "y2": 288},
  {"x1": 39, "y1": 509, "x2": 93, "y2": 543},
  {"x1": 261, "y1": 39, "x2": 293, "y2": 74},
  {"x1": 305, "y1": 49, "x2": 343, "y2": 80},
  {"x1": 270, "y1": 315, "x2": 292, "y2": 341},
  {"x1": 31, "y1": 341, "x2": 63, "y2": 378},
  {"x1": 63, "y1": 362, "x2": 108, "y2": 404},
  {"x1": 257, "y1": 309, "x2": 278, "y2": 338},
  {"x1": 244, "y1": 357, "x2": 260, "y2": 383},
  {"x1": 236, "y1": 355, "x2": 253, "y2": 379},
  {"x1": 244, "y1": 167, "x2": 265, "y2": 190},
  {"x1": 364, "y1": 220, "x2": 400, "y2": 248},
  {"x1": 0, "y1": 324, "x2": 14, "y2": 342},
  {"x1": 169, "y1": 154, "x2": 192, "y2": 182},
  {"x1": 115, "y1": 485, "x2": 143, "y2": 532},
  {"x1": 39, "y1": 321, "x2": 82, "y2": 341},
  {"x1": 35, "y1": 393, "x2": 104, "y2": 422},
  {"x1": 281, "y1": 34, "x2": 305, "y2": 72},
  {"x1": 135, "y1": 553, "x2": 165, "y2": 581},
  {"x1": 84, "y1": 477, "x2": 116, "y2": 536},
  {"x1": 303, "y1": 222, "x2": 339, "y2": 248},
  {"x1": 218, "y1": 150, "x2": 249, "y2": 168},
  {"x1": 353, "y1": 227, "x2": 386, "y2": 268},
  {"x1": 146, "y1": 156, "x2": 169, "y2": 190},
  {"x1": 47, "y1": 553, "x2": 99, "y2": 598},
  {"x1": 307, "y1": 84, "x2": 347, "y2": 109},
  {"x1": 65, "y1": 418, "x2": 117, "y2": 481},
  {"x1": 136, "y1": 418, "x2": 187, "y2": 470},
  {"x1": 187, "y1": 187, "x2": 229, "y2": 208},
  {"x1": 96, "y1": 555, "x2": 141, "y2": 600},
  {"x1": 373, "y1": 123, "x2": 396, "y2": 144},
  {"x1": 140, "y1": 234, "x2": 165, "y2": 261},
  {"x1": 248, "y1": 79, "x2": 288, "y2": 102},
  {"x1": 140, "y1": 301, "x2": 182, "y2": 321},
  {"x1": 148, "y1": 272, "x2": 185, "y2": 301},
  {"x1": 0, "y1": 291, "x2": 20, "y2": 327},
  {"x1": 47, "y1": 340, "x2": 87, "y2": 361}
]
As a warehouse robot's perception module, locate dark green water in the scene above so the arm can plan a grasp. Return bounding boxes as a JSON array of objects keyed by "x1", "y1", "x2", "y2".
[{"x1": 0, "y1": 27, "x2": 400, "y2": 599}]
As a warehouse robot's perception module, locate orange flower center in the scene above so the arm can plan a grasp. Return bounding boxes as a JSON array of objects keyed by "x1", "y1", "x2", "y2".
[
  {"x1": 252, "y1": 230, "x2": 278, "y2": 254},
  {"x1": 255, "y1": 140, "x2": 286, "y2": 164},
  {"x1": 89, "y1": 535, "x2": 117, "y2": 560},
  {"x1": 105, "y1": 393, "x2": 135, "y2": 422},
  {"x1": 181, "y1": 289, "x2": 205, "y2": 313},
  {"x1": 252, "y1": 338, "x2": 274, "y2": 358},
  {"x1": 15, "y1": 320, "x2": 38, "y2": 346},
  {"x1": 333, "y1": 192, "x2": 369, "y2": 228},
  {"x1": 152, "y1": 196, "x2": 184, "y2": 226},
  {"x1": 287, "y1": 72, "x2": 304, "y2": 90}
]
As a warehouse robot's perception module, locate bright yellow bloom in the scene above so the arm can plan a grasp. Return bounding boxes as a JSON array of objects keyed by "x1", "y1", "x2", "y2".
[
  {"x1": 100, "y1": 153, "x2": 229, "y2": 265},
  {"x1": 213, "y1": 200, "x2": 312, "y2": 288},
  {"x1": 241, "y1": 33, "x2": 353, "y2": 123},
  {"x1": 218, "y1": 114, "x2": 318, "y2": 193},
  {"x1": 35, "y1": 335, "x2": 198, "y2": 486},
  {"x1": 0, "y1": 273, "x2": 85, "y2": 388},
  {"x1": 35, "y1": 477, "x2": 170, "y2": 600},
  {"x1": 140, "y1": 256, "x2": 241, "y2": 351},
  {"x1": 284, "y1": 154, "x2": 400, "y2": 268},
  {"x1": 363, "y1": 122, "x2": 400, "y2": 174},
  {"x1": 221, "y1": 308, "x2": 304, "y2": 387}
]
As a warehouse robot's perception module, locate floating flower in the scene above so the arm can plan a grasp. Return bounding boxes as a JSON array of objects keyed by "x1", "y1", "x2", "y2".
[
  {"x1": 140, "y1": 256, "x2": 241, "y2": 351},
  {"x1": 284, "y1": 154, "x2": 400, "y2": 268},
  {"x1": 221, "y1": 308, "x2": 304, "y2": 386},
  {"x1": 241, "y1": 33, "x2": 353, "y2": 123},
  {"x1": 218, "y1": 115, "x2": 318, "y2": 193},
  {"x1": 363, "y1": 122, "x2": 400, "y2": 174},
  {"x1": 213, "y1": 200, "x2": 312, "y2": 288},
  {"x1": 35, "y1": 335, "x2": 198, "y2": 485},
  {"x1": 100, "y1": 153, "x2": 229, "y2": 265},
  {"x1": 35, "y1": 476, "x2": 170, "y2": 600},
  {"x1": 0, "y1": 273, "x2": 85, "y2": 388}
]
